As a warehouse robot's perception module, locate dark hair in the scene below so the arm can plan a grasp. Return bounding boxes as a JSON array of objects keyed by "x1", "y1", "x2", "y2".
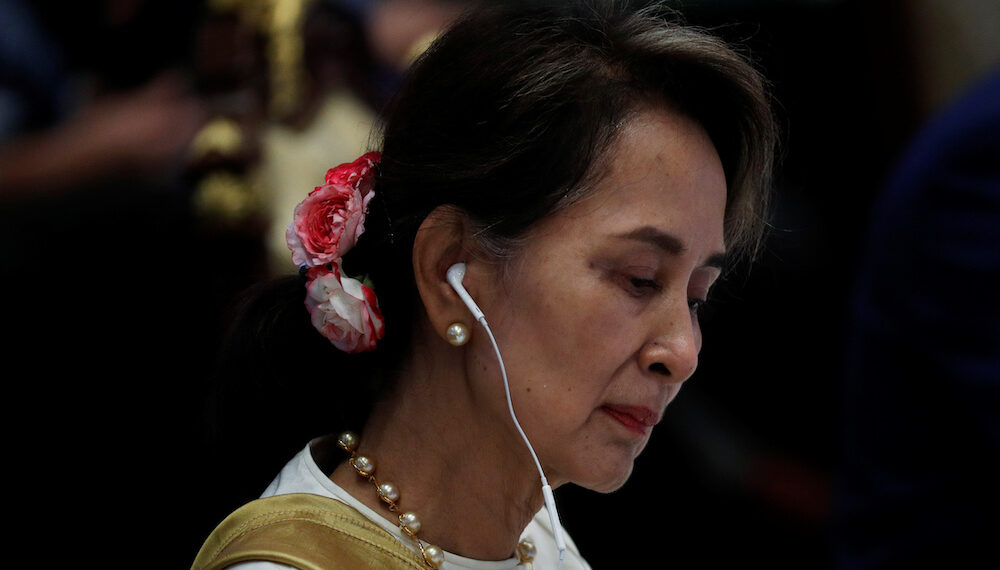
[
  {"x1": 352, "y1": 0, "x2": 777, "y2": 366},
  {"x1": 210, "y1": 0, "x2": 778, "y2": 463}
]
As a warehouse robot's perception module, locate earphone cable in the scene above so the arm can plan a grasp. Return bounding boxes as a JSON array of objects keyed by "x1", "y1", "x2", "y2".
[{"x1": 477, "y1": 315, "x2": 567, "y2": 567}]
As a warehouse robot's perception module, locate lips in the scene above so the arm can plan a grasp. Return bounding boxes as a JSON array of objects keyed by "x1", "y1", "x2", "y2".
[{"x1": 601, "y1": 404, "x2": 659, "y2": 436}]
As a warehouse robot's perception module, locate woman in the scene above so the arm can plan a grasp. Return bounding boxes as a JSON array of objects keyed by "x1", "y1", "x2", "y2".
[{"x1": 195, "y1": 2, "x2": 777, "y2": 569}]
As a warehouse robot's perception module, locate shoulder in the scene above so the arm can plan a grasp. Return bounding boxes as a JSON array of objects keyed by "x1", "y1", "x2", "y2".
[{"x1": 192, "y1": 493, "x2": 428, "y2": 570}]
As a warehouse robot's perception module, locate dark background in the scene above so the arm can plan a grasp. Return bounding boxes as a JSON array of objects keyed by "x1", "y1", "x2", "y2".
[{"x1": 3, "y1": 0, "x2": 997, "y2": 567}]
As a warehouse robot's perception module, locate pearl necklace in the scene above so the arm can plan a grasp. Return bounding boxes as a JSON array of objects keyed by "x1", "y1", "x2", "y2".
[{"x1": 337, "y1": 431, "x2": 538, "y2": 569}]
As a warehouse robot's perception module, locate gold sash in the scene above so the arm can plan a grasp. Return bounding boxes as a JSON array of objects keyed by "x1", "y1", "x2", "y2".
[{"x1": 192, "y1": 493, "x2": 429, "y2": 569}]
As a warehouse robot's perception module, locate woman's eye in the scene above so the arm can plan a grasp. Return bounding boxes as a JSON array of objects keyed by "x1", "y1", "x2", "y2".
[{"x1": 623, "y1": 275, "x2": 662, "y2": 296}]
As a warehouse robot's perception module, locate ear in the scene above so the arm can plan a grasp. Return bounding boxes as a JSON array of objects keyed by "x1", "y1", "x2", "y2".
[{"x1": 412, "y1": 206, "x2": 487, "y2": 342}]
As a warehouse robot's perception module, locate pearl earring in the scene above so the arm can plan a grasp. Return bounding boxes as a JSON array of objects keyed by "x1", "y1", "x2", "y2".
[{"x1": 446, "y1": 322, "x2": 470, "y2": 346}]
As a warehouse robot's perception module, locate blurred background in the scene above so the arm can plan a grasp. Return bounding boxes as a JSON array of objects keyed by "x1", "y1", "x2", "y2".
[{"x1": 3, "y1": 0, "x2": 997, "y2": 568}]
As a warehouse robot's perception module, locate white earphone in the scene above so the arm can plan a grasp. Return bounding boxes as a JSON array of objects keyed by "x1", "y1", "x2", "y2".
[
  {"x1": 446, "y1": 263, "x2": 485, "y2": 322},
  {"x1": 446, "y1": 263, "x2": 567, "y2": 567}
]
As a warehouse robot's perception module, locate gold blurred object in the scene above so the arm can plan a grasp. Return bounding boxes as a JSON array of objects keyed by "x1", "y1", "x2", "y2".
[
  {"x1": 193, "y1": 171, "x2": 262, "y2": 224},
  {"x1": 209, "y1": 0, "x2": 315, "y2": 121},
  {"x1": 268, "y1": 0, "x2": 315, "y2": 120},
  {"x1": 189, "y1": 117, "x2": 245, "y2": 160}
]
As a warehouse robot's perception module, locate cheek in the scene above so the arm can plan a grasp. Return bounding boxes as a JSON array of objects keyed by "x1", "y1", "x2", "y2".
[{"x1": 507, "y1": 277, "x2": 633, "y2": 397}]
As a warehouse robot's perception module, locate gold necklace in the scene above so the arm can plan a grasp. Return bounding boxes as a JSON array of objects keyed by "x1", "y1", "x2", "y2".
[{"x1": 337, "y1": 431, "x2": 538, "y2": 569}]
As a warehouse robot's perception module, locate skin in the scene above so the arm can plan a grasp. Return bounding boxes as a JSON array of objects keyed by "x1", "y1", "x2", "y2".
[{"x1": 331, "y1": 104, "x2": 727, "y2": 561}]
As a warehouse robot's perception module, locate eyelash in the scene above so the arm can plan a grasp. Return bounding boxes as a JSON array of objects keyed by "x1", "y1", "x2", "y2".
[
  {"x1": 623, "y1": 275, "x2": 662, "y2": 297},
  {"x1": 621, "y1": 274, "x2": 709, "y2": 315},
  {"x1": 625, "y1": 275, "x2": 708, "y2": 315}
]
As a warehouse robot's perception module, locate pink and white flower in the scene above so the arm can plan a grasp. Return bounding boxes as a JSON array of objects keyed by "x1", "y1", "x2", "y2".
[
  {"x1": 304, "y1": 264, "x2": 385, "y2": 353},
  {"x1": 285, "y1": 152, "x2": 381, "y2": 267}
]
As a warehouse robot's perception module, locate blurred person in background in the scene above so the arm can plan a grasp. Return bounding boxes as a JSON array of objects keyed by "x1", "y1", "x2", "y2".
[
  {"x1": 836, "y1": 67, "x2": 1000, "y2": 569},
  {"x1": 0, "y1": 4, "x2": 221, "y2": 566},
  {"x1": 0, "y1": 0, "x2": 209, "y2": 425},
  {"x1": 0, "y1": 0, "x2": 205, "y2": 199}
]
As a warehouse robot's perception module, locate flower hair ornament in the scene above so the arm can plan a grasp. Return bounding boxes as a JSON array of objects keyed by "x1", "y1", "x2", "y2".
[{"x1": 286, "y1": 152, "x2": 385, "y2": 353}]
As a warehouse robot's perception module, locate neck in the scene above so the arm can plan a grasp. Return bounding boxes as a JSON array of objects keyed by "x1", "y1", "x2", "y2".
[{"x1": 330, "y1": 335, "x2": 545, "y2": 561}]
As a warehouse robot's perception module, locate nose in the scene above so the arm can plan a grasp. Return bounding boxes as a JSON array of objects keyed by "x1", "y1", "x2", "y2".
[{"x1": 638, "y1": 309, "x2": 700, "y2": 383}]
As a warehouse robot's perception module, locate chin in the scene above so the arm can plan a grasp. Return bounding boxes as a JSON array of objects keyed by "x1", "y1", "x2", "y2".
[{"x1": 574, "y1": 461, "x2": 635, "y2": 494}]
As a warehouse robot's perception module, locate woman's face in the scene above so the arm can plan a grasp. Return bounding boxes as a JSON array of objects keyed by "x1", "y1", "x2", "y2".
[{"x1": 472, "y1": 106, "x2": 727, "y2": 492}]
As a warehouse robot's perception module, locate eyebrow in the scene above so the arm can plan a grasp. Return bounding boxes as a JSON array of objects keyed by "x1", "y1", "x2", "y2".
[{"x1": 614, "y1": 226, "x2": 727, "y2": 269}]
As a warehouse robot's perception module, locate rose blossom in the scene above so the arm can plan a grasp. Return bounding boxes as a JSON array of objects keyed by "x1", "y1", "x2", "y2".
[
  {"x1": 323, "y1": 151, "x2": 380, "y2": 189},
  {"x1": 305, "y1": 264, "x2": 385, "y2": 353},
  {"x1": 285, "y1": 152, "x2": 381, "y2": 267}
]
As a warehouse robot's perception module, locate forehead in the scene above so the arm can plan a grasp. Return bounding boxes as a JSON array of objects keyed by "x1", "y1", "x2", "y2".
[{"x1": 531, "y1": 106, "x2": 728, "y2": 256}]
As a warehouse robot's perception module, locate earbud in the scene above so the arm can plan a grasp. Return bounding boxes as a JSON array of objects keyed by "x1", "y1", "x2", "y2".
[{"x1": 446, "y1": 263, "x2": 485, "y2": 322}]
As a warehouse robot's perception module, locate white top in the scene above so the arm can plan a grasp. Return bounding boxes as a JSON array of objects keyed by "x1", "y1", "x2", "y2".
[{"x1": 227, "y1": 436, "x2": 591, "y2": 570}]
